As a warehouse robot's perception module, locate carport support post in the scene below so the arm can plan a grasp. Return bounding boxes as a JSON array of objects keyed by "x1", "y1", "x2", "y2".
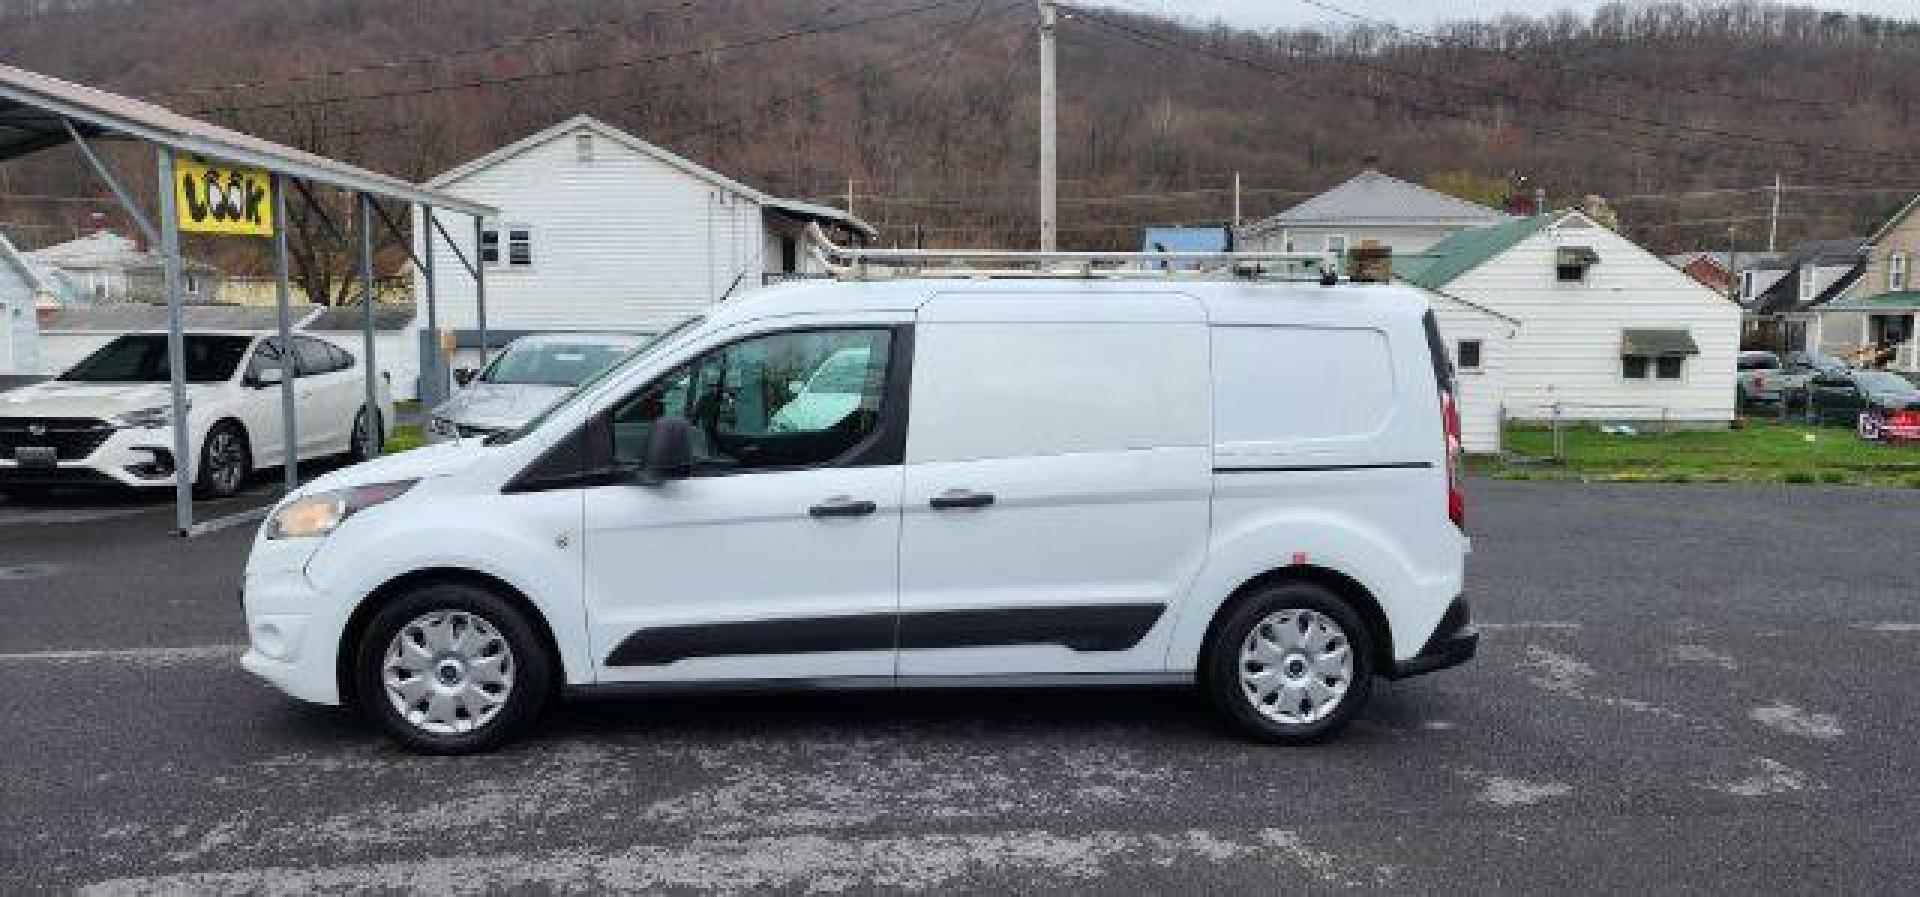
[
  {"x1": 422, "y1": 207, "x2": 441, "y2": 404},
  {"x1": 155, "y1": 148, "x2": 194, "y2": 534},
  {"x1": 473, "y1": 215, "x2": 490, "y2": 370},
  {"x1": 357, "y1": 193, "x2": 380, "y2": 458},
  {"x1": 271, "y1": 173, "x2": 299, "y2": 493}
]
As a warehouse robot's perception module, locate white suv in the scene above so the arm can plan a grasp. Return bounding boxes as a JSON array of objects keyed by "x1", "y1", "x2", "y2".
[
  {"x1": 241, "y1": 278, "x2": 1476, "y2": 754},
  {"x1": 0, "y1": 331, "x2": 390, "y2": 499}
]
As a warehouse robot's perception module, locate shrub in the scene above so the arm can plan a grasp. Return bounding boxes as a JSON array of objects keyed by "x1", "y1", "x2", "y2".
[
  {"x1": 1817, "y1": 470, "x2": 1850, "y2": 484},
  {"x1": 1781, "y1": 470, "x2": 1817, "y2": 484}
]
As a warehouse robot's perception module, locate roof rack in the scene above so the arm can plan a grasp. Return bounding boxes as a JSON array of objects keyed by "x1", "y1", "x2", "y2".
[{"x1": 803, "y1": 223, "x2": 1340, "y2": 282}]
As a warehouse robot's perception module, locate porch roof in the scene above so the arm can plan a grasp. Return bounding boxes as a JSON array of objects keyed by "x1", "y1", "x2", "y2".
[{"x1": 1821, "y1": 290, "x2": 1920, "y2": 312}]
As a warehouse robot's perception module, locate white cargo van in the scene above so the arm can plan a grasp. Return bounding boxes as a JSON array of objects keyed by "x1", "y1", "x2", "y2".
[{"x1": 240, "y1": 246, "x2": 1476, "y2": 754}]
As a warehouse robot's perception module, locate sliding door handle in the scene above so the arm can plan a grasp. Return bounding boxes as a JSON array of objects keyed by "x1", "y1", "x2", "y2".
[
  {"x1": 809, "y1": 496, "x2": 877, "y2": 518},
  {"x1": 929, "y1": 489, "x2": 995, "y2": 510}
]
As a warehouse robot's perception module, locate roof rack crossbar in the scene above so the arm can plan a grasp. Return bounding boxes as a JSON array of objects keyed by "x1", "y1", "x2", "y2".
[{"x1": 800, "y1": 224, "x2": 1341, "y2": 282}]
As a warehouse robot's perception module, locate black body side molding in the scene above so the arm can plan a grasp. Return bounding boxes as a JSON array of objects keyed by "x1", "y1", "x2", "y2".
[{"x1": 606, "y1": 603, "x2": 1167, "y2": 666}]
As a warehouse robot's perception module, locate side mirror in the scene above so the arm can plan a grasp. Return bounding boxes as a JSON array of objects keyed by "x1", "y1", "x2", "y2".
[
  {"x1": 637, "y1": 417, "x2": 694, "y2": 486},
  {"x1": 251, "y1": 367, "x2": 284, "y2": 388},
  {"x1": 454, "y1": 368, "x2": 477, "y2": 387}
]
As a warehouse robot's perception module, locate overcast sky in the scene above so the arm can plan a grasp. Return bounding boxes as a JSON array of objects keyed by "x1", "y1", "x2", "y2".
[{"x1": 1107, "y1": 0, "x2": 1915, "y2": 29}]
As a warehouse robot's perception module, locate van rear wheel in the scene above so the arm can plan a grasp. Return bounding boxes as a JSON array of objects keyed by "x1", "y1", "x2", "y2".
[
  {"x1": 352, "y1": 583, "x2": 553, "y2": 755},
  {"x1": 1203, "y1": 582, "x2": 1374, "y2": 744}
]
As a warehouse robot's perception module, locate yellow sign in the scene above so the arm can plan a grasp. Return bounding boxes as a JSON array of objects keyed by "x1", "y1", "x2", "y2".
[{"x1": 174, "y1": 155, "x2": 274, "y2": 236}]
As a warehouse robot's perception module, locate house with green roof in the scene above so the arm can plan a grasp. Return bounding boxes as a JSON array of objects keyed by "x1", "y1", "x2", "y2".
[
  {"x1": 1397, "y1": 209, "x2": 1741, "y2": 426},
  {"x1": 1813, "y1": 192, "x2": 1920, "y2": 374}
]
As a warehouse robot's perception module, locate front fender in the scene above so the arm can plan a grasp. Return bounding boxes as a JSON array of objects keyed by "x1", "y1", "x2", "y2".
[
  {"x1": 304, "y1": 488, "x2": 591, "y2": 686},
  {"x1": 1161, "y1": 505, "x2": 1464, "y2": 671}
]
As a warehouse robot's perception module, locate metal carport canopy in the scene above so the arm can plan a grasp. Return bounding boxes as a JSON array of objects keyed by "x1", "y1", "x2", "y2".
[
  {"x1": 0, "y1": 61, "x2": 496, "y2": 537},
  {"x1": 0, "y1": 61, "x2": 492, "y2": 215}
]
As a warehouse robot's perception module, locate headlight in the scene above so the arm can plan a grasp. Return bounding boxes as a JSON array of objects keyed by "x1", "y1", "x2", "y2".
[
  {"x1": 110, "y1": 404, "x2": 182, "y2": 429},
  {"x1": 266, "y1": 479, "x2": 417, "y2": 540},
  {"x1": 427, "y1": 415, "x2": 459, "y2": 437}
]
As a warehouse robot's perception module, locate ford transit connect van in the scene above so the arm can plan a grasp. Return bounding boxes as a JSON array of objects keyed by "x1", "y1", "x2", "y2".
[{"x1": 241, "y1": 263, "x2": 1476, "y2": 754}]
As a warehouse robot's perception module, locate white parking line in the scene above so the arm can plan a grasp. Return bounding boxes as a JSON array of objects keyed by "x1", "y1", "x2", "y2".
[{"x1": 0, "y1": 645, "x2": 244, "y2": 664}]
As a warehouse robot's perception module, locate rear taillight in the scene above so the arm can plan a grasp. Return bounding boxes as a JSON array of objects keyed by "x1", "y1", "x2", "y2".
[{"x1": 1441, "y1": 388, "x2": 1464, "y2": 529}]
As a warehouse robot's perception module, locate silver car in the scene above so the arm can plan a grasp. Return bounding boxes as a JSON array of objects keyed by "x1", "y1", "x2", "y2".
[{"x1": 427, "y1": 332, "x2": 649, "y2": 441}]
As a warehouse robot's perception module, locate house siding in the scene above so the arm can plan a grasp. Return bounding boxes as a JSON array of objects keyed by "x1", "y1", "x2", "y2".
[
  {"x1": 415, "y1": 130, "x2": 770, "y2": 336},
  {"x1": 1241, "y1": 224, "x2": 1464, "y2": 256},
  {"x1": 1425, "y1": 293, "x2": 1511, "y2": 453},
  {"x1": 1, "y1": 261, "x2": 33, "y2": 373},
  {"x1": 1859, "y1": 207, "x2": 1920, "y2": 298},
  {"x1": 1443, "y1": 216, "x2": 1741, "y2": 425}
]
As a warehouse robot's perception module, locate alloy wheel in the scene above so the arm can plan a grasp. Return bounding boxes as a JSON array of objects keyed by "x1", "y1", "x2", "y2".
[
  {"x1": 1239, "y1": 608, "x2": 1354, "y2": 725},
  {"x1": 382, "y1": 610, "x2": 516, "y2": 735},
  {"x1": 206, "y1": 430, "x2": 246, "y2": 494}
]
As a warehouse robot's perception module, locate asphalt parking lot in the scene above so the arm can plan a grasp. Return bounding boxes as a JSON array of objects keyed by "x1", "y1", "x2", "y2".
[{"x1": 3, "y1": 479, "x2": 1917, "y2": 894}]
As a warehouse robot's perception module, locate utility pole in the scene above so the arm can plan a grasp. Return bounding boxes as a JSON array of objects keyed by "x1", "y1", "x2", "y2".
[
  {"x1": 1232, "y1": 171, "x2": 1242, "y2": 230},
  {"x1": 1767, "y1": 173, "x2": 1782, "y2": 253},
  {"x1": 846, "y1": 177, "x2": 856, "y2": 218},
  {"x1": 1037, "y1": 0, "x2": 1058, "y2": 251}
]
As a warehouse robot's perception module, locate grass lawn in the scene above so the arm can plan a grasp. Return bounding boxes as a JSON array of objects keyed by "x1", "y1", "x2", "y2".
[
  {"x1": 1472, "y1": 419, "x2": 1920, "y2": 487},
  {"x1": 384, "y1": 424, "x2": 427, "y2": 454}
]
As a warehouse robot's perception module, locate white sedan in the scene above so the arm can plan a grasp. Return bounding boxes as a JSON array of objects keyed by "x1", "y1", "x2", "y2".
[{"x1": 0, "y1": 331, "x2": 391, "y2": 500}]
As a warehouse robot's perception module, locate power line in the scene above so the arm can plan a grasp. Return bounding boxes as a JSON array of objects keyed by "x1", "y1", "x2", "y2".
[
  {"x1": 1297, "y1": 0, "x2": 1843, "y2": 113},
  {"x1": 191, "y1": 0, "x2": 980, "y2": 117},
  {"x1": 156, "y1": 1, "x2": 703, "y2": 99},
  {"x1": 1066, "y1": 5, "x2": 1920, "y2": 176},
  {"x1": 654, "y1": 1, "x2": 1028, "y2": 145}
]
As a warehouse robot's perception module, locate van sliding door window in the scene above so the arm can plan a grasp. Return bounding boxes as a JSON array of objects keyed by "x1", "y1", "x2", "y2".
[{"x1": 608, "y1": 329, "x2": 892, "y2": 473}]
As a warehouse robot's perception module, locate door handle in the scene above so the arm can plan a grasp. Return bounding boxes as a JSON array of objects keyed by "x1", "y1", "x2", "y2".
[
  {"x1": 809, "y1": 496, "x2": 877, "y2": 518},
  {"x1": 929, "y1": 489, "x2": 995, "y2": 510}
]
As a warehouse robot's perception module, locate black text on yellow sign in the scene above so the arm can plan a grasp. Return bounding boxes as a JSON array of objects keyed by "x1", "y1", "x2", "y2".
[{"x1": 174, "y1": 155, "x2": 274, "y2": 237}]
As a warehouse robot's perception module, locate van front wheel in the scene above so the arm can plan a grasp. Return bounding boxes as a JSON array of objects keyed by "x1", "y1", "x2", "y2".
[
  {"x1": 353, "y1": 583, "x2": 553, "y2": 754},
  {"x1": 1203, "y1": 582, "x2": 1374, "y2": 744}
]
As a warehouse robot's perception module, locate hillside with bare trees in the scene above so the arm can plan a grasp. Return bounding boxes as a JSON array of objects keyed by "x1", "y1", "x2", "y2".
[{"x1": 1, "y1": 0, "x2": 1917, "y2": 272}]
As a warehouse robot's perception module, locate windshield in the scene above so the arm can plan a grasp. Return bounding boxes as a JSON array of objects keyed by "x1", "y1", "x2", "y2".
[
  {"x1": 485, "y1": 316, "x2": 705, "y2": 446},
  {"x1": 59, "y1": 334, "x2": 253, "y2": 384},
  {"x1": 1737, "y1": 354, "x2": 1779, "y2": 371},
  {"x1": 481, "y1": 339, "x2": 637, "y2": 387},
  {"x1": 1855, "y1": 371, "x2": 1914, "y2": 392}
]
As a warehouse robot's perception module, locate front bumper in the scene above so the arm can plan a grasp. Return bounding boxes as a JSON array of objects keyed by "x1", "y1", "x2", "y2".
[
  {"x1": 0, "y1": 426, "x2": 187, "y2": 488},
  {"x1": 239, "y1": 538, "x2": 344, "y2": 706},
  {"x1": 1389, "y1": 595, "x2": 1479, "y2": 679}
]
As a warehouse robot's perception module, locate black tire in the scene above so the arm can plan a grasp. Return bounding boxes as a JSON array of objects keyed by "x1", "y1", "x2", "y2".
[
  {"x1": 1202, "y1": 581, "x2": 1375, "y2": 745},
  {"x1": 347, "y1": 407, "x2": 383, "y2": 462},
  {"x1": 193, "y1": 421, "x2": 251, "y2": 499},
  {"x1": 352, "y1": 583, "x2": 553, "y2": 755},
  {"x1": 0, "y1": 485, "x2": 51, "y2": 503}
]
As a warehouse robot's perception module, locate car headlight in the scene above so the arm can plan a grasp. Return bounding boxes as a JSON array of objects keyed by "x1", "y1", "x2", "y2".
[
  {"x1": 266, "y1": 479, "x2": 417, "y2": 540},
  {"x1": 427, "y1": 415, "x2": 459, "y2": 437},
  {"x1": 110, "y1": 404, "x2": 183, "y2": 429}
]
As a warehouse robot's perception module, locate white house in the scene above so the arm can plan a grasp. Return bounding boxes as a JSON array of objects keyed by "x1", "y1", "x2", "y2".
[
  {"x1": 1238, "y1": 167, "x2": 1514, "y2": 257},
  {"x1": 0, "y1": 230, "x2": 45, "y2": 374},
  {"x1": 1401, "y1": 210, "x2": 1741, "y2": 427},
  {"x1": 1413, "y1": 284, "x2": 1520, "y2": 453},
  {"x1": 23, "y1": 229, "x2": 219, "y2": 305},
  {"x1": 412, "y1": 115, "x2": 875, "y2": 401}
]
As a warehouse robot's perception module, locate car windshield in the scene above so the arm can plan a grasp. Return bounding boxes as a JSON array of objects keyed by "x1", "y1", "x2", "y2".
[
  {"x1": 1737, "y1": 354, "x2": 1779, "y2": 371},
  {"x1": 1855, "y1": 371, "x2": 1914, "y2": 392},
  {"x1": 485, "y1": 317, "x2": 704, "y2": 446},
  {"x1": 481, "y1": 340, "x2": 638, "y2": 387},
  {"x1": 58, "y1": 333, "x2": 253, "y2": 384}
]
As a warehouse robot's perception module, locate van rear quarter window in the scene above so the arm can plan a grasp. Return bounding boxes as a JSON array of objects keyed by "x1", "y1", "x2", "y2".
[
  {"x1": 907, "y1": 313, "x2": 1209, "y2": 463},
  {"x1": 1212, "y1": 325, "x2": 1396, "y2": 447}
]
